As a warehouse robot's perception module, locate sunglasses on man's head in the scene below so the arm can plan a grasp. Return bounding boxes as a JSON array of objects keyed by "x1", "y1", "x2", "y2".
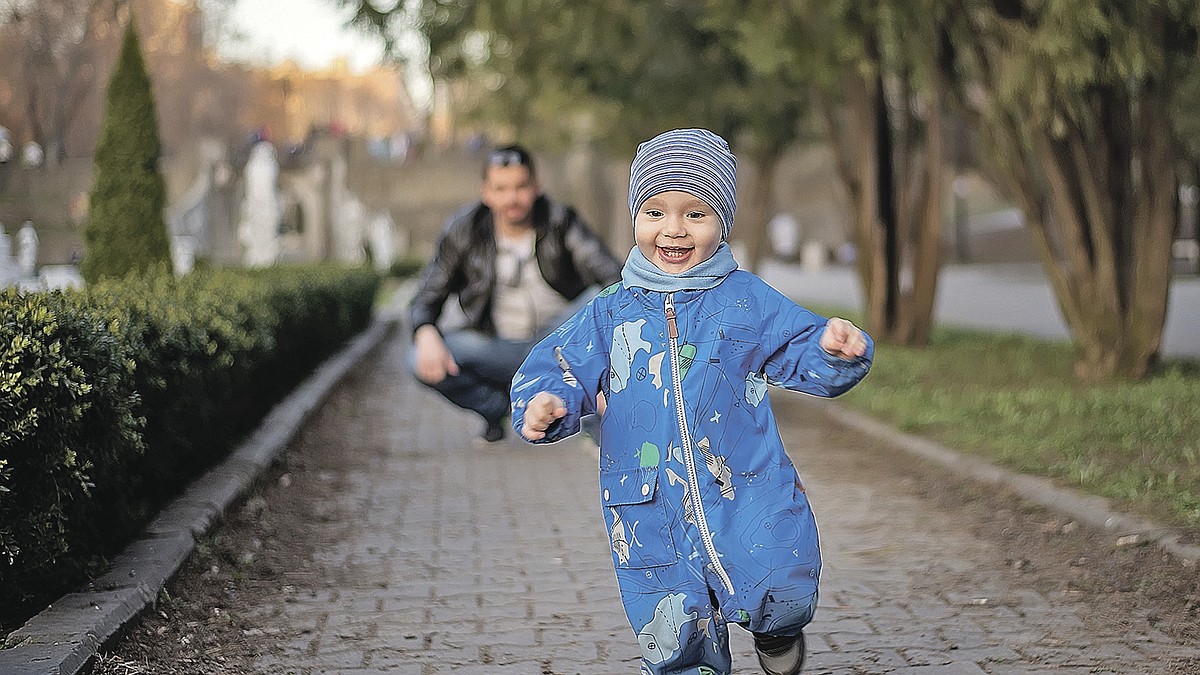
[{"x1": 487, "y1": 149, "x2": 528, "y2": 168}]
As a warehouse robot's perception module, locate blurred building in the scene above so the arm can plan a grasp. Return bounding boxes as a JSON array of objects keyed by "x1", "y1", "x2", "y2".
[
  {"x1": 0, "y1": 0, "x2": 422, "y2": 268},
  {"x1": 0, "y1": 0, "x2": 421, "y2": 161},
  {"x1": 251, "y1": 58, "x2": 421, "y2": 146}
]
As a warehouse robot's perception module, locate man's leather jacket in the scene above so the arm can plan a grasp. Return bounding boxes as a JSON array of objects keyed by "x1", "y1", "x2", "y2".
[{"x1": 409, "y1": 195, "x2": 623, "y2": 336}]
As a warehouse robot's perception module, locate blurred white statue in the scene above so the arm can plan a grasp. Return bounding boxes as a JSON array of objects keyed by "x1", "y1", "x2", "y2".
[
  {"x1": 0, "y1": 223, "x2": 13, "y2": 283},
  {"x1": 21, "y1": 141, "x2": 43, "y2": 167},
  {"x1": 768, "y1": 212, "x2": 801, "y2": 262},
  {"x1": 171, "y1": 235, "x2": 196, "y2": 276},
  {"x1": 16, "y1": 220, "x2": 38, "y2": 278},
  {"x1": 237, "y1": 141, "x2": 282, "y2": 267},
  {"x1": 328, "y1": 155, "x2": 368, "y2": 264},
  {"x1": 367, "y1": 210, "x2": 396, "y2": 272},
  {"x1": 0, "y1": 126, "x2": 13, "y2": 163}
]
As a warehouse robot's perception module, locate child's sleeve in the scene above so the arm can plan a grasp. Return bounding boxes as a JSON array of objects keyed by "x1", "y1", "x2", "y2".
[
  {"x1": 758, "y1": 285, "x2": 874, "y2": 398},
  {"x1": 510, "y1": 298, "x2": 609, "y2": 443}
]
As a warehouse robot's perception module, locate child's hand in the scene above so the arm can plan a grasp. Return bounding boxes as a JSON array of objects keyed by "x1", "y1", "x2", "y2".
[
  {"x1": 522, "y1": 392, "x2": 567, "y2": 441},
  {"x1": 820, "y1": 318, "x2": 868, "y2": 359}
]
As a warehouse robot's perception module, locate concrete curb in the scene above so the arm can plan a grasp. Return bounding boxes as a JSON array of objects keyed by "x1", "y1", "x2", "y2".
[
  {"x1": 823, "y1": 404, "x2": 1200, "y2": 566},
  {"x1": 0, "y1": 302, "x2": 403, "y2": 675}
]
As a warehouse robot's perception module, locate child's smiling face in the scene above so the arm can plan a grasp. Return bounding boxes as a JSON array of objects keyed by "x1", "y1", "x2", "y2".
[{"x1": 634, "y1": 190, "x2": 723, "y2": 275}]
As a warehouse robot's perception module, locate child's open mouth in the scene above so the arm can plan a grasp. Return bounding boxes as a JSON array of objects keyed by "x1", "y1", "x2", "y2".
[{"x1": 658, "y1": 246, "x2": 693, "y2": 264}]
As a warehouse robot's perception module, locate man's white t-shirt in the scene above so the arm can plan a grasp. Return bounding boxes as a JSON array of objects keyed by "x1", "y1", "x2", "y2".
[{"x1": 493, "y1": 229, "x2": 568, "y2": 340}]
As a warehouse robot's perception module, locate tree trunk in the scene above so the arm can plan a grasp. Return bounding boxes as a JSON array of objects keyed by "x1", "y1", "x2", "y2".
[
  {"x1": 738, "y1": 148, "x2": 782, "y2": 274},
  {"x1": 820, "y1": 61, "x2": 946, "y2": 347},
  {"x1": 905, "y1": 75, "x2": 947, "y2": 347},
  {"x1": 942, "y1": 10, "x2": 1182, "y2": 382},
  {"x1": 840, "y1": 74, "x2": 888, "y2": 334},
  {"x1": 1124, "y1": 87, "x2": 1176, "y2": 377},
  {"x1": 874, "y1": 71, "x2": 902, "y2": 338},
  {"x1": 861, "y1": 68, "x2": 946, "y2": 346},
  {"x1": 1010, "y1": 96, "x2": 1175, "y2": 381}
]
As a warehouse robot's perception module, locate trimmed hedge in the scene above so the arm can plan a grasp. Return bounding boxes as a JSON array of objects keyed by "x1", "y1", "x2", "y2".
[
  {"x1": 0, "y1": 291, "x2": 144, "y2": 617},
  {"x1": 0, "y1": 264, "x2": 380, "y2": 627}
]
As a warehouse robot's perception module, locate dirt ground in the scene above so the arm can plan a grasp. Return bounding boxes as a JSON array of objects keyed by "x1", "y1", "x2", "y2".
[{"x1": 90, "y1": 388, "x2": 1200, "y2": 674}]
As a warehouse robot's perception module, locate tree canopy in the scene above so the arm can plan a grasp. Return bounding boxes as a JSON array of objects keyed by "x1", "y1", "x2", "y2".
[
  {"x1": 941, "y1": 0, "x2": 1199, "y2": 378},
  {"x1": 345, "y1": 0, "x2": 1200, "y2": 379}
]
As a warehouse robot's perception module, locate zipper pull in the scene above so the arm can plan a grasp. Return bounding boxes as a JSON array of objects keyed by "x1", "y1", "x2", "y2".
[
  {"x1": 665, "y1": 295, "x2": 678, "y2": 340},
  {"x1": 554, "y1": 346, "x2": 572, "y2": 373},
  {"x1": 554, "y1": 346, "x2": 579, "y2": 387}
]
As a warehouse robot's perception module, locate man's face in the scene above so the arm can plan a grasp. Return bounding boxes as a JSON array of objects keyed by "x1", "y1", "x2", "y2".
[{"x1": 482, "y1": 164, "x2": 539, "y2": 229}]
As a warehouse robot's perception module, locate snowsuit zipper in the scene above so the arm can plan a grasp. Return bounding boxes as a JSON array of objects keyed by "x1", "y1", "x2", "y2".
[{"x1": 665, "y1": 293, "x2": 735, "y2": 595}]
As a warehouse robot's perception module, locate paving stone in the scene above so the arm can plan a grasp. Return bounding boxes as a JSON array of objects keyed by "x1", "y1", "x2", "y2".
[
  {"x1": 16, "y1": 311, "x2": 1183, "y2": 675},
  {"x1": 227, "y1": 329, "x2": 1195, "y2": 674},
  {"x1": 891, "y1": 664, "x2": 989, "y2": 674}
]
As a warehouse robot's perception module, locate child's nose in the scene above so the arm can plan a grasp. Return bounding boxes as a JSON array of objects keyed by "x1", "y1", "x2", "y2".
[{"x1": 662, "y1": 215, "x2": 687, "y2": 236}]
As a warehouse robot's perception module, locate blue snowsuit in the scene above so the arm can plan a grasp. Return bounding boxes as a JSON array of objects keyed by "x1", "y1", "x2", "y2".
[{"x1": 510, "y1": 271, "x2": 873, "y2": 674}]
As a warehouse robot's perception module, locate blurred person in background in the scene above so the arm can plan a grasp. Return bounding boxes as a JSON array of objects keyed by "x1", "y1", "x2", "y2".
[{"x1": 408, "y1": 144, "x2": 622, "y2": 443}]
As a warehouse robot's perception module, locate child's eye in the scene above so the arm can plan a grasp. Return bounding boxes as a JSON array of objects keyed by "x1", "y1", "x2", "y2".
[
  {"x1": 687, "y1": 211, "x2": 710, "y2": 219},
  {"x1": 645, "y1": 209, "x2": 664, "y2": 218}
]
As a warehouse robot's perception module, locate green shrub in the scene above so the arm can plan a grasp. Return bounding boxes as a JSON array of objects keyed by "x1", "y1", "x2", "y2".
[
  {"x1": 387, "y1": 256, "x2": 426, "y2": 279},
  {"x1": 0, "y1": 289, "x2": 144, "y2": 619},
  {"x1": 82, "y1": 265, "x2": 380, "y2": 503},
  {"x1": 80, "y1": 19, "x2": 171, "y2": 284},
  {"x1": 0, "y1": 264, "x2": 380, "y2": 628}
]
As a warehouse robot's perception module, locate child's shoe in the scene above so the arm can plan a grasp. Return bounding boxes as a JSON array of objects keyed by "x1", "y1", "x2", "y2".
[{"x1": 754, "y1": 631, "x2": 806, "y2": 675}]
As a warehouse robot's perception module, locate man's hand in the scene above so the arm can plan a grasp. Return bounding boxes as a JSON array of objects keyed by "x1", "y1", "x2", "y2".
[
  {"x1": 522, "y1": 392, "x2": 567, "y2": 441},
  {"x1": 413, "y1": 324, "x2": 459, "y2": 384},
  {"x1": 820, "y1": 317, "x2": 868, "y2": 359}
]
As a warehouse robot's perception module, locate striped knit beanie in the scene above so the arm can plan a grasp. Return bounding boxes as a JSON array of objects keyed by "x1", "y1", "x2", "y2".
[{"x1": 628, "y1": 128, "x2": 738, "y2": 240}]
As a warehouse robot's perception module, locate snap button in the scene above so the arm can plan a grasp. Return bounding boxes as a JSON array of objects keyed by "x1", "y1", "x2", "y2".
[{"x1": 641, "y1": 483, "x2": 650, "y2": 496}]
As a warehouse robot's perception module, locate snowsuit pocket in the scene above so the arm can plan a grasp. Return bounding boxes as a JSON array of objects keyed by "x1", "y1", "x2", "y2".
[{"x1": 600, "y1": 467, "x2": 677, "y2": 569}]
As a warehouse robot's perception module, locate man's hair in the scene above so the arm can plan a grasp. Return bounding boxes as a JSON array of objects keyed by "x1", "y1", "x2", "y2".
[{"x1": 482, "y1": 144, "x2": 535, "y2": 178}]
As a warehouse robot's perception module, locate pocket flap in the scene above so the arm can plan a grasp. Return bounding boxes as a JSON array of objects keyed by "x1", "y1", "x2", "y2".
[{"x1": 599, "y1": 467, "x2": 659, "y2": 506}]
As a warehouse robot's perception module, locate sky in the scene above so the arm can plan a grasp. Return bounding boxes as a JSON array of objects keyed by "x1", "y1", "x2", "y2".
[{"x1": 219, "y1": 0, "x2": 388, "y2": 74}]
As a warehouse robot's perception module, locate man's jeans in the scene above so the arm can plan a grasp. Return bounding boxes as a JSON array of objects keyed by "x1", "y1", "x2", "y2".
[
  {"x1": 411, "y1": 330, "x2": 533, "y2": 426},
  {"x1": 407, "y1": 292, "x2": 602, "y2": 439}
]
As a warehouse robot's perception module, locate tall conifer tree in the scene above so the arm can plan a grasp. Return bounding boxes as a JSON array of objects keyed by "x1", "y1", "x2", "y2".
[{"x1": 81, "y1": 17, "x2": 171, "y2": 283}]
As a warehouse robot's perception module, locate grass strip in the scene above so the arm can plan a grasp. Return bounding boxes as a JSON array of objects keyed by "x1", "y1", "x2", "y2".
[{"x1": 807, "y1": 306, "x2": 1200, "y2": 531}]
